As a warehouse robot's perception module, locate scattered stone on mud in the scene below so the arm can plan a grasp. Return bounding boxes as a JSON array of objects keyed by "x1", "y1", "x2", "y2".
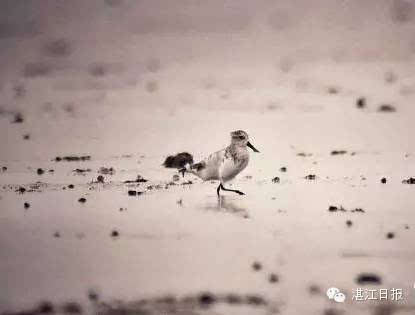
[
  {"x1": 378, "y1": 104, "x2": 396, "y2": 112},
  {"x1": 328, "y1": 205, "x2": 346, "y2": 212},
  {"x1": 12, "y1": 112, "x2": 24, "y2": 123},
  {"x1": 123, "y1": 175, "x2": 148, "y2": 183},
  {"x1": 384, "y1": 70, "x2": 397, "y2": 84},
  {"x1": 356, "y1": 97, "x2": 366, "y2": 108},
  {"x1": 172, "y1": 174, "x2": 180, "y2": 182},
  {"x1": 37, "y1": 168, "x2": 45, "y2": 175},
  {"x1": 1, "y1": 166, "x2": 7, "y2": 172},
  {"x1": 331, "y1": 150, "x2": 347, "y2": 155},
  {"x1": 198, "y1": 292, "x2": 217, "y2": 306},
  {"x1": 17, "y1": 186, "x2": 26, "y2": 194},
  {"x1": 386, "y1": 232, "x2": 395, "y2": 239},
  {"x1": 61, "y1": 302, "x2": 82, "y2": 314},
  {"x1": 351, "y1": 208, "x2": 365, "y2": 213},
  {"x1": 252, "y1": 261, "x2": 262, "y2": 271},
  {"x1": 87, "y1": 289, "x2": 99, "y2": 302},
  {"x1": 23, "y1": 133, "x2": 30, "y2": 140},
  {"x1": 163, "y1": 152, "x2": 194, "y2": 168},
  {"x1": 128, "y1": 190, "x2": 143, "y2": 196},
  {"x1": 280, "y1": 166, "x2": 287, "y2": 172},
  {"x1": 24, "y1": 202, "x2": 30, "y2": 209},
  {"x1": 268, "y1": 273, "x2": 279, "y2": 283},
  {"x1": 225, "y1": 294, "x2": 242, "y2": 304},
  {"x1": 405, "y1": 225, "x2": 410, "y2": 229},
  {"x1": 402, "y1": 177, "x2": 415, "y2": 184},
  {"x1": 346, "y1": 220, "x2": 353, "y2": 227},
  {"x1": 72, "y1": 168, "x2": 91, "y2": 175},
  {"x1": 327, "y1": 86, "x2": 339, "y2": 94},
  {"x1": 356, "y1": 273, "x2": 382, "y2": 285},
  {"x1": 78, "y1": 197, "x2": 86, "y2": 203},
  {"x1": 381, "y1": 177, "x2": 387, "y2": 184},
  {"x1": 246, "y1": 295, "x2": 267, "y2": 306},
  {"x1": 305, "y1": 174, "x2": 316, "y2": 180},
  {"x1": 111, "y1": 230, "x2": 119, "y2": 238},
  {"x1": 98, "y1": 167, "x2": 115, "y2": 175},
  {"x1": 68, "y1": 184, "x2": 74, "y2": 189},
  {"x1": 297, "y1": 152, "x2": 312, "y2": 157},
  {"x1": 55, "y1": 155, "x2": 91, "y2": 162},
  {"x1": 308, "y1": 284, "x2": 321, "y2": 295},
  {"x1": 96, "y1": 175, "x2": 105, "y2": 183},
  {"x1": 272, "y1": 176, "x2": 280, "y2": 183},
  {"x1": 53, "y1": 231, "x2": 60, "y2": 238}
]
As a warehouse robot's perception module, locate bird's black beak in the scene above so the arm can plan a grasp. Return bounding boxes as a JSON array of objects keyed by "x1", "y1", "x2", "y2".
[{"x1": 247, "y1": 141, "x2": 260, "y2": 153}]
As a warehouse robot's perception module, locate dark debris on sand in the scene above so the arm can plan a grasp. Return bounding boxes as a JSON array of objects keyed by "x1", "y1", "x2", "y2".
[
  {"x1": 73, "y1": 168, "x2": 91, "y2": 175},
  {"x1": 305, "y1": 174, "x2": 316, "y2": 180},
  {"x1": 128, "y1": 190, "x2": 143, "y2": 196},
  {"x1": 402, "y1": 177, "x2": 415, "y2": 184},
  {"x1": 386, "y1": 232, "x2": 395, "y2": 239},
  {"x1": 356, "y1": 273, "x2": 382, "y2": 285},
  {"x1": 24, "y1": 202, "x2": 30, "y2": 209},
  {"x1": 280, "y1": 166, "x2": 287, "y2": 172},
  {"x1": 356, "y1": 97, "x2": 366, "y2": 108},
  {"x1": 55, "y1": 155, "x2": 91, "y2": 162},
  {"x1": 12, "y1": 112, "x2": 24, "y2": 123},
  {"x1": 378, "y1": 104, "x2": 396, "y2": 112},
  {"x1": 252, "y1": 261, "x2": 262, "y2": 271},
  {"x1": 96, "y1": 175, "x2": 105, "y2": 183},
  {"x1": 37, "y1": 168, "x2": 45, "y2": 175},
  {"x1": 124, "y1": 175, "x2": 148, "y2": 184},
  {"x1": 346, "y1": 220, "x2": 353, "y2": 227},
  {"x1": 331, "y1": 150, "x2": 347, "y2": 155},
  {"x1": 268, "y1": 273, "x2": 279, "y2": 283},
  {"x1": 163, "y1": 152, "x2": 193, "y2": 168},
  {"x1": 328, "y1": 205, "x2": 346, "y2": 212},
  {"x1": 78, "y1": 197, "x2": 86, "y2": 203},
  {"x1": 98, "y1": 167, "x2": 115, "y2": 175},
  {"x1": 111, "y1": 230, "x2": 119, "y2": 238},
  {"x1": 381, "y1": 177, "x2": 387, "y2": 184},
  {"x1": 272, "y1": 177, "x2": 280, "y2": 183}
]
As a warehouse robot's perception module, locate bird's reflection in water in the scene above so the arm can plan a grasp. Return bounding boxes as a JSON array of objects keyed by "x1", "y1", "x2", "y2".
[{"x1": 202, "y1": 196, "x2": 249, "y2": 218}]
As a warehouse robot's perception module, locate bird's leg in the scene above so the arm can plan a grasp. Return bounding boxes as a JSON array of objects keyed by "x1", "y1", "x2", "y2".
[
  {"x1": 216, "y1": 183, "x2": 221, "y2": 197},
  {"x1": 219, "y1": 183, "x2": 245, "y2": 195},
  {"x1": 179, "y1": 168, "x2": 186, "y2": 178}
]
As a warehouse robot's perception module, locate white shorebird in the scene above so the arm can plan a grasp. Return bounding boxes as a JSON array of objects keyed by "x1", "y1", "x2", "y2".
[{"x1": 180, "y1": 130, "x2": 259, "y2": 196}]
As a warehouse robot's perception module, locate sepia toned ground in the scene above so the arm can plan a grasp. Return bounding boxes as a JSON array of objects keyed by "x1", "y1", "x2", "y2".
[{"x1": 1, "y1": 1, "x2": 415, "y2": 314}]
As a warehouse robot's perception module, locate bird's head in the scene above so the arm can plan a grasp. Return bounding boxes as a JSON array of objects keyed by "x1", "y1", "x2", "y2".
[{"x1": 230, "y1": 130, "x2": 259, "y2": 152}]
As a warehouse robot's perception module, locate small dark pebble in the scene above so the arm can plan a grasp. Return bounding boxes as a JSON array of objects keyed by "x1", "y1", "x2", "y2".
[
  {"x1": 272, "y1": 176, "x2": 280, "y2": 183},
  {"x1": 252, "y1": 261, "x2": 262, "y2": 271},
  {"x1": 225, "y1": 294, "x2": 242, "y2": 304},
  {"x1": 246, "y1": 295, "x2": 266, "y2": 306},
  {"x1": 61, "y1": 302, "x2": 82, "y2": 314},
  {"x1": 328, "y1": 205, "x2": 338, "y2": 212},
  {"x1": 378, "y1": 104, "x2": 396, "y2": 112},
  {"x1": 128, "y1": 190, "x2": 137, "y2": 196},
  {"x1": 331, "y1": 150, "x2": 347, "y2": 155},
  {"x1": 327, "y1": 86, "x2": 339, "y2": 94},
  {"x1": 87, "y1": 289, "x2": 99, "y2": 302},
  {"x1": 356, "y1": 97, "x2": 366, "y2": 108},
  {"x1": 268, "y1": 273, "x2": 279, "y2": 283},
  {"x1": 78, "y1": 197, "x2": 86, "y2": 203},
  {"x1": 308, "y1": 284, "x2": 321, "y2": 295},
  {"x1": 98, "y1": 167, "x2": 115, "y2": 175},
  {"x1": 68, "y1": 184, "x2": 74, "y2": 189},
  {"x1": 24, "y1": 202, "x2": 30, "y2": 209},
  {"x1": 96, "y1": 175, "x2": 104, "y2": 183},
  {"x1": 1, "y1": 166, "x2": 7, "y2": 171},
  {"x1": 280, "y1": 167, "x2": 287, "y2": 172},
  {"x1": 405, "y1": 225, "x2": 410, "y2": 230},
  {"x1": 48, "y1": 169, "x2": 54, "y2": 173},
  {"x1": 53, "y1": 231, "x2": 60, "y2": 238},
  {"x1": 23, "y1": 134, "x2": 30, "y2": 140},
  {"x1": 402, "y1": 177, "x2": 415, "y2": 184},
  {"x1": 305, "y1": 174, "x2": 316, "y2": 180},
  {"x1": 351, "y1": 208, "x2": 365, "y2": 213},
  {"x1": 13, "y1": 112, "x2": 24, "y2": 123},
  {"x1": 111, "y1": 230, "x2": 119, "y2": 237},
  {"x1": 381, "y1": 177, "x2": 387, "y2": 184},
  {"x1": 37, "y1": 168, "x2": 45, "y2": 175},
  {"x1": 55, "y1": 155, "x2": 91, "y2": 162},
  {"x1": 346, "y1": 220, "x2": 353, "y2": 227},
  {"x1": 198, "y1": 292, "x2": 217, "y2": 306},
  {"x1": 386, "y1": 232, "x2": 395, "y2": 239},
  {"x1": 17, "y1": 186, "x2": 26, "y2": 194},
  {"x1": 356, "y1": 273, "x2": 382, "y2": 285},
  {"x1": 123, "y1": 175, "x2": 148, "y2": 183},
  {"x1": 37, "y1": 301, "x2": 55, "y2": 313}
]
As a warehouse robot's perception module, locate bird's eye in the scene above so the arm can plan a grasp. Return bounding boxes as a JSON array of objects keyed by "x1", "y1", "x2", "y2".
[{"x1": 239, "y1": 136, "x2": 245, "y2": 140}]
